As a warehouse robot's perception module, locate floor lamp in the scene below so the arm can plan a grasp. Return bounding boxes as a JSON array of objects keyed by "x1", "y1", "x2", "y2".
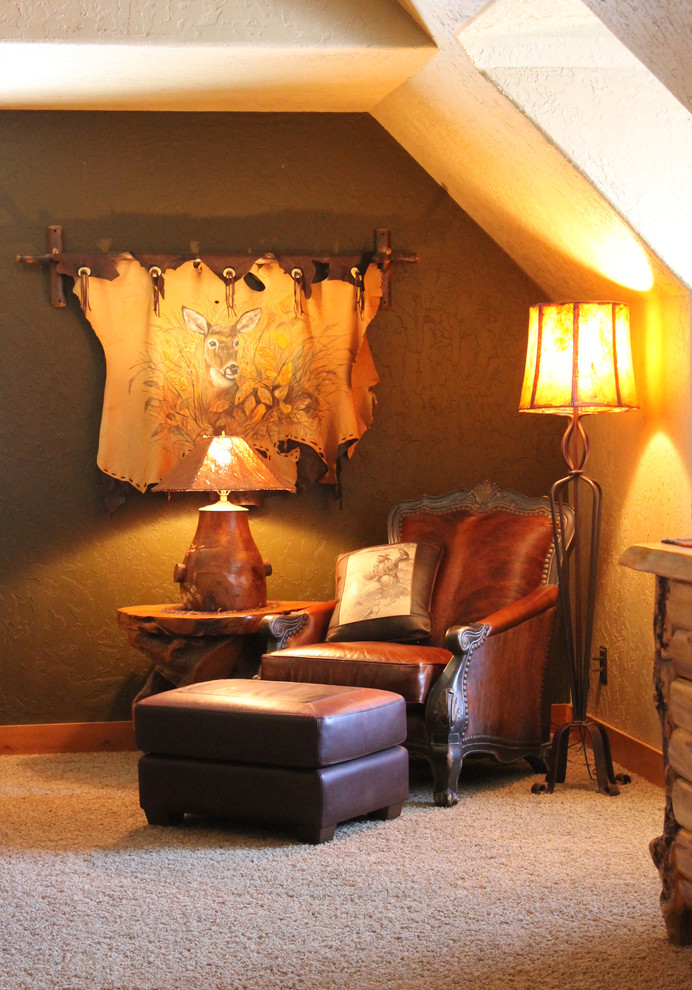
[{"x1": 519, "y1": 302, "x2": 638, "y2": 794}]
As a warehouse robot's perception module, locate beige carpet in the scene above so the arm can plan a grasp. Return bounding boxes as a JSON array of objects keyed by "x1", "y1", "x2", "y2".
[{"x1": 1, "y1": 748, "x2": 690, "y2": 990}]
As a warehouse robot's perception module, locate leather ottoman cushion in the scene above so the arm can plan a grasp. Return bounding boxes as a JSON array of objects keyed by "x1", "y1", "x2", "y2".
[{"x1": 135, "y1": 678, "x2": 406, "y2": 769}]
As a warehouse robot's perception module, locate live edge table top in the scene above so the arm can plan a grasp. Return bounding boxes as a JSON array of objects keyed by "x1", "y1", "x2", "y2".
[
  {"x1": 117, "y1": 601, "x2": 317, "y2": 638},
  {"x1": 118, "y1": 601, "x2": 320, "y2": 707}
]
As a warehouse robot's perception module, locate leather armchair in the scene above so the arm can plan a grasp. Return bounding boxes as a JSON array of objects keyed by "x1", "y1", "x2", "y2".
[{"x1": 261, "y1": 481, "x2": 574, "y2": 807}]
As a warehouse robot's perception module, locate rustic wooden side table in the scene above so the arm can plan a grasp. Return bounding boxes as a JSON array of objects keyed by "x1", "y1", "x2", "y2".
[{"x1": 117, "y1": 601, "x2": 314, "y2": 707}]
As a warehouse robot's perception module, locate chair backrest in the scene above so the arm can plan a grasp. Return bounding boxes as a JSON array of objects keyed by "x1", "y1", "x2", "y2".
[{"x1": 388, "y1": 481, "x2": 574, "y2": 648}]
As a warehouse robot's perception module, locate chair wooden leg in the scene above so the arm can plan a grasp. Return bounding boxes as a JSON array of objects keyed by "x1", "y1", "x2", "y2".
[{"x1": 428, "y1": 739, "x2": 462, "y2": 807}]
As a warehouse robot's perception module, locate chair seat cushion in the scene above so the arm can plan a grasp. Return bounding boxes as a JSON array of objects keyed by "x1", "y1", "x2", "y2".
[{"x1": 261, "y1": 642, "x2": 453, "y2": 704}]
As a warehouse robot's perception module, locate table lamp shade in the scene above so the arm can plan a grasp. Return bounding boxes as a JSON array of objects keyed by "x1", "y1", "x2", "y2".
[
  {"x1": 153, "y1": 434, "x2": 295, "y2": 495},
  {"x1": 519, "y1": 302, "x2": 638, "y2": 415}
]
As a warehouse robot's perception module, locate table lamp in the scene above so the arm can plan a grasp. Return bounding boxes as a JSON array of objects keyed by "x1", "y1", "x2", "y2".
[
  {"x1": 154, "y1": 434, "x2": 295, "y2": 612},
  {"x1": 519, "y1": 301, "x2": 638, "y2": 794}
]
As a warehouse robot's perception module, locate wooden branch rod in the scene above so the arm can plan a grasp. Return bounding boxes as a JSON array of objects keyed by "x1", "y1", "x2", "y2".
[{"x1": 17, "y1": 225, "x2": 418, "y2": 310}]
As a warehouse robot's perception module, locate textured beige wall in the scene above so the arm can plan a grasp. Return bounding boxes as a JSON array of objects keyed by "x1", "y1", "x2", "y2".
[
  {"x1": 588, "y1": 292, "x2": 692, "y2": 748},
  {"x1": 0, "y1": 110, "x2": 562, "y2": 725}
]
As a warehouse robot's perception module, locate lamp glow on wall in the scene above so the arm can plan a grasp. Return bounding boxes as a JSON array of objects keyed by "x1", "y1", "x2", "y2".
[
  {"x1": 154, "y1": 434, "x2": 295, "y2": 613},
  {"x1": 519, "y1": 301, "x2": 638, "y2": 794}
]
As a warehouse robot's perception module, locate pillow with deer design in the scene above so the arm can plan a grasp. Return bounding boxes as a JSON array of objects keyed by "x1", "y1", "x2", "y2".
[{"x1": 325, "y1": 542, "x2": 443, "y2": 643}]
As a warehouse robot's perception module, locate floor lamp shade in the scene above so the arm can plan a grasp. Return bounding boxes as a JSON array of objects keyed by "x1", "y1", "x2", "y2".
[
  {"x1": 518, "y1": 302, "x2": 637, "y2": 795},
  {"x1": 519, "y1": 302, "x2": 638, "y2": 416}
]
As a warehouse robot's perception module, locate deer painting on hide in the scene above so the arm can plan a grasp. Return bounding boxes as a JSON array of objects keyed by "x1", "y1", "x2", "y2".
[
  {"x1": 177, "y1": 306, "x2": 262, "y2": 420},
  {"x1": 181, "y1": 305, "x2": 262, "y2": 412},
  {"x1": 131, "y1": 303, "x2": 265, "y2": 451}
]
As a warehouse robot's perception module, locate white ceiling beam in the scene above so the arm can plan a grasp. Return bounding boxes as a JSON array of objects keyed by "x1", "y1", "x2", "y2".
[{"x1": 0, "y1": 42, "x2": 435, "y2": 112}]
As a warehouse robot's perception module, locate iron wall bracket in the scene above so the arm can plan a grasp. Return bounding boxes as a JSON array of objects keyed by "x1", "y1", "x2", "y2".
[{"x1": 17, "y1": 225, "x2": 419, "y2": 311}]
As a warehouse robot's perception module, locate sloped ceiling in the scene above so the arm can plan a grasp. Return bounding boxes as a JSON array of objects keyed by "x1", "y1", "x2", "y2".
[
  {"x1": 375, "y1": 0, "x2": 692, "y2": 295},
  {"x1": 455, "y1": 0, "x2": 692, "y2": 291},
  {"x1": 580, "y1": 0, "x2": 692, "y2": 116},
  {"x1": 0, "y1": 0, "x2": 689, "y2": 293}
]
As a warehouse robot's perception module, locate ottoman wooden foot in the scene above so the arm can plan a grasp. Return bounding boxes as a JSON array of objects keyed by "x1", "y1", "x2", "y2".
[
  {"x1": 296, "y1": 824, "x2": 337, "y2": 844},
  {"x1": 371, "y1": 801, "x2": 404, "y2": 822},
  {"x1": 143, "y1": 807, "x2": 184, "y2": 827}
]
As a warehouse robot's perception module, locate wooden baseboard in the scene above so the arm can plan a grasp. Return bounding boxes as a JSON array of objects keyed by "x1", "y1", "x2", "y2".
[
  {"x1": 597, "y1": 718, "x2": 664, "y2": 787},
  {"x1": 0, "y1": 720, "x2": 136, "y2": 756},
  {"x1": 551, "y1": 703, "x2": 573, "y2": 728},
  {"x1": 552, "y1": 704, "x2": 664, "y2": 788},
  {"x1": 0, "y1": 707, "x2": 665, "y2": 787}
]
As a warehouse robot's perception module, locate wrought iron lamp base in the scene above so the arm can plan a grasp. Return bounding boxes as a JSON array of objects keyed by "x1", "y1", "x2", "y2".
[
  {"x1": 532, "y1": 718, "x2": 631, "y2": 795},
  {"x1": 533, "y1": 411, "x2": 632, "y2": 796}
]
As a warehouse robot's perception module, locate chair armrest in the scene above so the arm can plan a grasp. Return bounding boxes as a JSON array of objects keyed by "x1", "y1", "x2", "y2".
[
  {"x1": 260, "y1": 601, "x2": 337, "y2": 651},
  {"x1": 443, "y1": 586, "x2": 557, "y2": 655},
  {"x1": 479, "y1": 584, "x2": 559, "y2": 637}
]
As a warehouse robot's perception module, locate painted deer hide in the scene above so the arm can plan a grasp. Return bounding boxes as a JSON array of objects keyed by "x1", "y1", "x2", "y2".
[{"x1": 75, "y1": 255, "x2": 382, "y2": 491}]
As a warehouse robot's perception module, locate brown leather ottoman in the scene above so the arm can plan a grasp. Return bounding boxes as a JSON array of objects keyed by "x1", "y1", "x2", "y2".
[{"x1": 134, "y1": 679, "x2": 409, "y2": 843}]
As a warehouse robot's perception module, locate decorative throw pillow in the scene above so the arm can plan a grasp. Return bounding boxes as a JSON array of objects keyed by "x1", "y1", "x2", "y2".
[{"x1": 325, "y1": 542, "x2": 443, "y2": 643}]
